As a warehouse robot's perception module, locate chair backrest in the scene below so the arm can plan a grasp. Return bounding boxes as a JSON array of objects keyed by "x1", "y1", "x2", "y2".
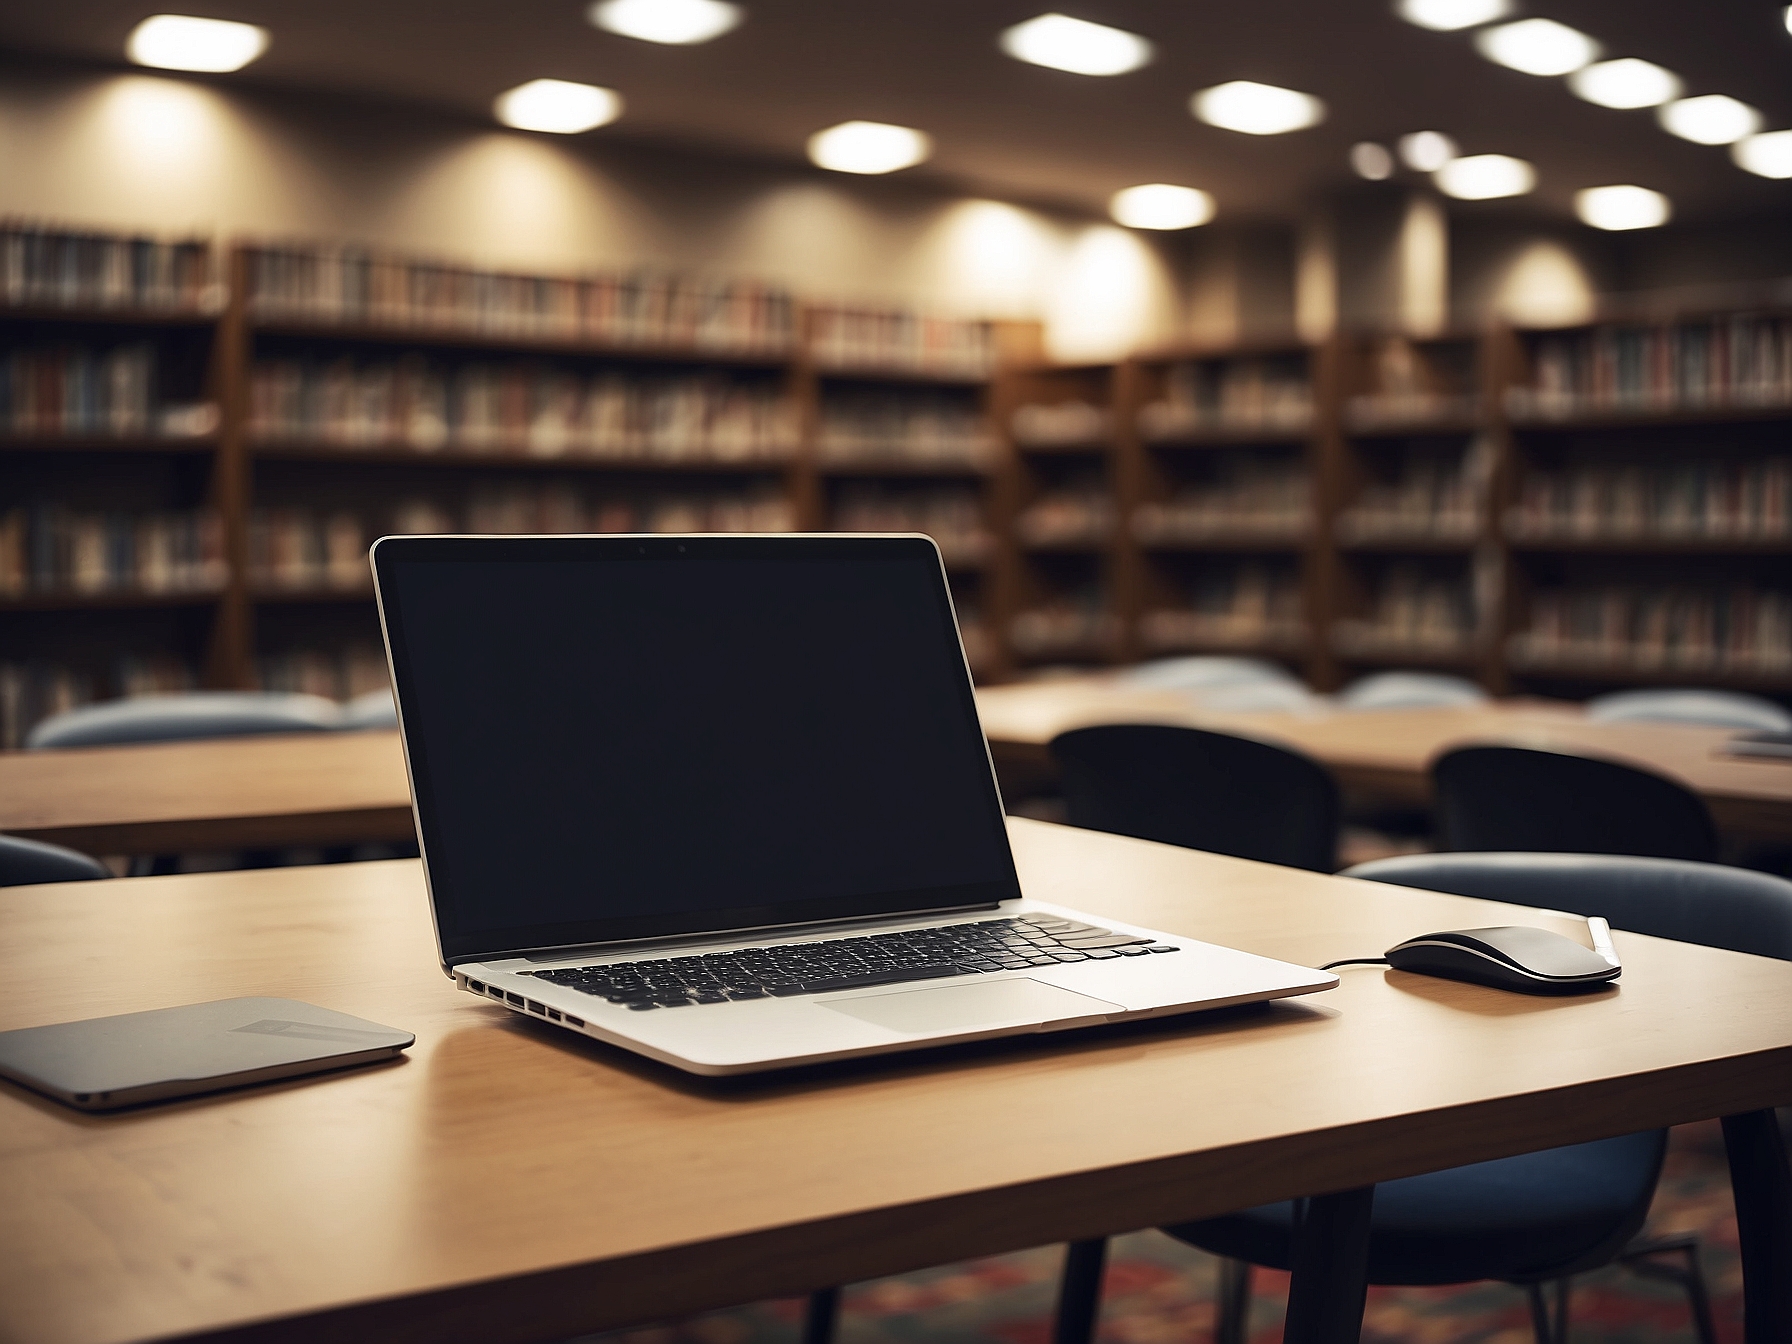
[
  {"x1": 0, "y1": 834, "x2": 111, "y2": 887},
  {"x1": 1586, "y1": 687, "x2": 1792, "y2": 732},
  {"x1": 339, "y1": 688, "x2": 398, "y2": 731},
  {"x1": 1431, "y1": 745, "x2": 1718, "y2": 862},
  {"x1": 1050, "y1": 724, "x2": 1339, "y2": 872},
  {"x1": 1336, "y1": 671, "x2": 1488, "y2": 712},
  {"x1": 1343, "y1": 851, "x2": 1792, "y2": 961},
  {"x1": 1114, "y1": 656, "x2": 1298, "y2": 694},
  {"x1": 26, "y1": 691, "x2": 342, "y2": 749}
]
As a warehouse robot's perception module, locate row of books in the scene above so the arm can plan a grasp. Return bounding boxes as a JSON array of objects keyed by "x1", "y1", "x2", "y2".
[
  {"x1": 1, "y1": 342, "x2": 217, "y2": 440},
  {"x1": 1009, "y1": 591, "x2": 1120, "y2": 657},
  {"x1": 1140, "y1": 562, "x2": 1304, "y2": 652},
  {"x1": 250, "y1": 359, "x2": 799, "y2": 461},
  {"x1": 1141, "y1": 359, "x2": 1314, "y2": 438},
  {"x1": 1506, "y1": 458, "x2": 1792, "y2": 541},
  {"x1": 1512, "y1": 585, "x2": 1792, "y2": 673},
  {"x1": 258, "y1": 644, "x2": 390, "y2": 704},
  {"x1": 0, "y1": 654, "x2": 196, "y2": 750},
  {"x1": 1512, "y1": 317, "x2": 1792, "y2": 418},
  {"x1": 1345, "y1": 337, "x2": 1479, "y2": 429},
  {"x1": 808, "y1": 307, "x2": 997, "y2": 377},
  {"x1": 816, "y1": 391, "x2": 994, "y2": 466},
  {"x1": 1016, "y1": 490, "x2": 1116, "y2": 547},
  {"x1": 1338, "y1": 440, "x2": 1493, "y2": 544},
  {"x1": 243, "y1": 244, "x2": 797, "y2": 354},
  {"x1": 1133, "y1": 462, "x2": 1312, "y2": 543},
  {"x1": 1333, "y1": 567, "x2": 1478, "y2": 656},
  {"x1": 1011, "y1": 401, "x2": 1111, "y2": 447},
  {"x1": 829, "y1": 486, "x2": 992, "y2": 566},
  {"x1": 0, "y1": 508, "x2": 226, "y2": 598},
  {"x1": 1, "y1": 223, "x2": 218, "y2": 314}
]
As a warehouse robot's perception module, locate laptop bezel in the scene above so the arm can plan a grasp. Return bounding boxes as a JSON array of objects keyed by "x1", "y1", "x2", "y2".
[{"x1": 371, "y1": 532, "x2": 1023, "y2": 971}]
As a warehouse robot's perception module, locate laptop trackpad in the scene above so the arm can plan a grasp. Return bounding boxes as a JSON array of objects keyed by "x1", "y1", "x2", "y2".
[{"x1": 822, "y1": 978, "x2": 1122, "y2": 1035}]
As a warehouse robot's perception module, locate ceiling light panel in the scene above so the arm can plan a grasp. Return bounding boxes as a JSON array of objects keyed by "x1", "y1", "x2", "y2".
[
  {"x1": 588, "y1": 0, "x2": 741, "y2": 44},
  {"x1": 1351, "y1": 142, "x2": 1395, "y2": 180},
  {"x1": 1575, "y1": 185, "x2": 1671, "y2": 230},
  {"x1": 1394, "y1": 0, "x2": 1511, "y2": 32},
  {"x1": 1658, "y1": 94, "x2": 1762, "y2": 145},
  {"x1": 806, "y1": 121, "x2": 931, "y2": 174},
  {"x1": 1434, "y1": 153, "x2": 1535, "y2": 199},
  {"x1": 494, "y1": 80, "x2": 623, "y2": 134},
  {"x1": 1191, "y1": 81, "x2": 1326, "y2": 135},
  {"x1": 1733, "y1": 130, "x2": 1792, "y2": 179},
  {"x1": 126, "y1": 14, "x2": 268, "y2": 72},
  {"x1": 1475, "y1": 19, "x2": 1600, "y2": 76},
  {"x1": 1000, "y1": 13, "x2": 1153, "y2": 76},
  {"x1": 1110, "y1": 184, "x2": 1215, "y2": 230},
  {"x1": 1398, "y1": 131, "x2": 1457, "y2": 171},
  {"x1": 1569, "y1": 58, "x2": 1681, "y2": 110}
]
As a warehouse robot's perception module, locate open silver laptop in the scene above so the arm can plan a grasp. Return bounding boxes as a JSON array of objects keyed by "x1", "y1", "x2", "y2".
[{"x1": 372, "y1": 533, "x2": 1336, "y2": 1075}]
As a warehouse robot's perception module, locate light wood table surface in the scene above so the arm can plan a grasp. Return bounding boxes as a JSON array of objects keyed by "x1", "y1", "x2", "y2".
[
  {"x1": 975, "y1": 681, "x2": 1792, "y2": 840},
  {"x1": 0, "y1": 731, "x2": 415, "y2": 855},
  {"x1": 3, "y1": 818, "x2": 1789, "y2": 1344}
]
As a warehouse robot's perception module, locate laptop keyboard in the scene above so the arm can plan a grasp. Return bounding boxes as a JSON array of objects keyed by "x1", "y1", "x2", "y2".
[{"x1": 519, "y1": 915, "x2": 1181, "y2": 1011}]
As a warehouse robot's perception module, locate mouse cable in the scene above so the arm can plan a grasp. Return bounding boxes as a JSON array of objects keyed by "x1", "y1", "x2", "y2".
[{"x1": 1318, "y1": 957, "x2": 1390, "y2": 970}]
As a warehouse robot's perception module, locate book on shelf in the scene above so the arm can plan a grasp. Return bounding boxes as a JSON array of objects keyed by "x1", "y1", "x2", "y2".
[
  {"x1": 1508, "y1": 315, "x2": 1792, "y2": 419},
  {"x1": 815, "y1": 389, "x2": 994, "y2": 466},
  {"x1": 1009, "y1": 597, "x2": 1119, "y2": 657},
  {"x1": 1132, "y1": 459, "x2": 1312, "y2": 544},
  {"x1": 1337, "y1": 435, "x2": 1492, "y2": 544},
  {"x1": 1512, "y1": 584, "x2": 1792, "y2": 675},
  {"x1": 1, "y1": 341, "x2": 218, "y2": 440},
  {"x1": 1140, "y1": 561, "x2": 1303, "y2": 652},
  {"x1": 1015, "y1": 490, "x2": 1116, "y2": 546},
  {"x1": 250, "y1": 357, "x2": 798, "y2": 462},
  {"x1": 1344, "y1": 336, "x2": 1479, "y2": 430},
  {"x1": 1139, "y1": 357, "x2": 1313, "y2": 439},
  {"x1": 0, "y1": 653, "x2": 196, "y2": 750},
  {"x1": 1506, "y1": 457, "x2": 1791, "y2": 542},
  {"x1": 1010, "y1": 401, "x2": 1111, "y2": 447},
  {"x1": 242, "y1": 242, "x2": 797, "y2": 354},
  {"x1": 1, "y1": 222, "x2": 220, "y2": 315},
  {"x1": 0, "y1": 507, "x2": 225, "y2": 599},
  {"x1": 258, "y1": 644, "x2": 391, "y2": 703},
  {"x1": 807, "y1": 306, "x2": 995, "y2": 378},
  {"x1": 1332, "y1": 565, "x2": 1478, "y2": 657},
  {"x1": 829, "y1": 484, "x2": 991, "y2": 565},
  {"x1": 388, "y1": 483, "x2": 795, "y2": 542}
]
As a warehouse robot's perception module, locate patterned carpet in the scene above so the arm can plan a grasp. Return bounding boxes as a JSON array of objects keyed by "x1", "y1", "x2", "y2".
[{"x1": 585, "y1": 1121, "x2": 1746, "y2": 1344}]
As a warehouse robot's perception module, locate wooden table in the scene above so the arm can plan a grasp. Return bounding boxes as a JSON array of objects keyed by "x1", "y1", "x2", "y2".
[
  {"x1": 0, "y1": 731, "x2": 415, "y2": 855},
  {"x1": 975, "y1": 681, "x2": 1792, "y2": 841},
  {"x1": 3, "y1": 818, "x2": 1789, "y2": 1344}
]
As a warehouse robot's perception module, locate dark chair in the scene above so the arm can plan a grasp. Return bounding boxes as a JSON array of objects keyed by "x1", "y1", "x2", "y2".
[
  {"x1": 0, "y1": 834, "x2": 111, "y2": 886},
  {"x1": 1050, "y1": 725, "x2": 1339, "y2": 872},
  {"x1": 1431, "y1": 745, "x2": 1718, "y2": 862},
  {"x1": 1051, "y1": 852, "x2": 1786, "y2": 1344},
  {"x1": 25, "y1": 691, "x2": 341, "y2": 749}
]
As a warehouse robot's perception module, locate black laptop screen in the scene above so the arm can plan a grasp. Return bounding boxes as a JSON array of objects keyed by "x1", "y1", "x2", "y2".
[{"x1": 374, "y1": 535, "x2": 1020, "y2": 963}]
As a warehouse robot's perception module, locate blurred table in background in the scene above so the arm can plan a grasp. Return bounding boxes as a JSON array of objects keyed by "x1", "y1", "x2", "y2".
[{"x1": 975, "y1": 680, "x2": 1792, "y2": 842}]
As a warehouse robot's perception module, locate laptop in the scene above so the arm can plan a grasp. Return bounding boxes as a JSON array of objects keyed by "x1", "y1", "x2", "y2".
[{"x1": 372, "y1": 533, "x2": 1336, "y2": 1076}]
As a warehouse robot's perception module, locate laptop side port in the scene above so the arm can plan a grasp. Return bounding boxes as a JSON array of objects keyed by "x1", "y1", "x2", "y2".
[
  {"x1": 526, "y1": 1000, "x2": 546, "y2": 1015},
  {"x1": 505, "y1": 992, "x2": 524, "y2": 1006},
  {"x1": 467, "y1": 980, "x2": 486, "y2": 993},
  {"x1": 565, "y1": 1016, "x2": 585, "y2": 1027}
]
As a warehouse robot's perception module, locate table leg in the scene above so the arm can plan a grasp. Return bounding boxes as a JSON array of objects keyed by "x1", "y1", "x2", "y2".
[
  {"x1": 1722, "y1": 1109, "x2": 1792, "y2": 1344},
  {"x1": 1282, "y1": 1185, "x2": 1375, "y2": 1344}
]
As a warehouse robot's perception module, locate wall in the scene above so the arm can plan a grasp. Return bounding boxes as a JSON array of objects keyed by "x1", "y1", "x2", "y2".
[{"x1": 0, "y1": 55, "x2": 1184, "y2": 363}]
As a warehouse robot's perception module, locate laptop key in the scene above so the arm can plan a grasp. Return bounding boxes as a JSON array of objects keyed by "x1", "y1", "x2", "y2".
[{"x1": 764, "y1": 964, "x2": 965, "y2": 997}]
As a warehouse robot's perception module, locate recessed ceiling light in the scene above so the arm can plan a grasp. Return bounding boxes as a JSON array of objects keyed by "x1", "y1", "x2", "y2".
[
  {"x1": 999, "y1": 13, "x2": 1153, "y2": 76},
  {"x1": 1109, "y1": 184, "x2": 1215, "y2": 230},
  {"x1": 1568, "y1": 58, "x2": 1682, "y2": 110},
  {"x1": 1784, "y1": 5, "x2": 1791, "y2": 35},
  {"x1": 1475, "y1": 19, "x2": 1600, "y2": 76},
  {"x1": 1434, "y1": 153, "x2": 1535, "y2": 199},
  {"x1": 1575, "y1": 185, "x2": 1671, "y2": 230},
  {"x1": 588, "y1": 0, "x2": 741, "y2": 45},
  {"x1": 494, "y1": 79, "x2": 623, "y2": 134},
  {"x1": 125, "y1": 14, "x2": 268, "y2": 72},
  {"x1": 1394, "y1": 0, "x2": 1510, "y2": 32},
  {"x1": 1351, "y1": 142, "x2": 1395, "y2": 180},
  {"x1": 1733, "y1": 129, "x2": 1792, "y2": 178},
  {"x1": 1658, "y1": 94, "x2": 1762, "y2": 145},
  {"x1": 1398, "y1": 131, "x2": 1457, "y2": 171},
  {"x1": 1191, "y1": 81, "x2": 1326, "y2": 135},
  {"x1": 806, "y1": 121, "x2": 931, "y2": 174}
]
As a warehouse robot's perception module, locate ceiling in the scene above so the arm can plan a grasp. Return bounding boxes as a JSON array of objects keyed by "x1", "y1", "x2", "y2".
[{"x1": 3, "y1": 0, "x2": 1790, "y2": 226}]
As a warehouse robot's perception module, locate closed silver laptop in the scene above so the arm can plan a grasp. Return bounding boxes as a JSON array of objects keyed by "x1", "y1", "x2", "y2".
[{"x1": 372, "y1": 533, "x2": 1335, "y2": 1075}]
